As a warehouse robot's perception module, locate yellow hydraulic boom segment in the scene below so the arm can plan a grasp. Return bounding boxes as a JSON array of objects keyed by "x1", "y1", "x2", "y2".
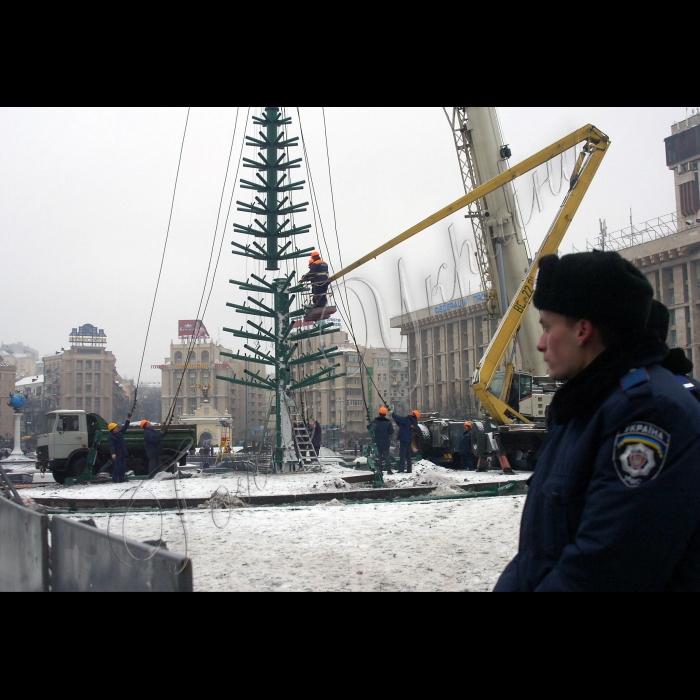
[
  {"x1": 329, "y1": 123, "x2": 610, "y2": 426},
  {"x1": 472, "y1": 128, "x2": 609, "y2": 425}
]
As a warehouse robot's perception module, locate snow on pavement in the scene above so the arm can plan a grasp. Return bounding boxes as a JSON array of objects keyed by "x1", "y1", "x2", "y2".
[{"x1": 65, "y1": 495, "x2": 525, "y2": 591}]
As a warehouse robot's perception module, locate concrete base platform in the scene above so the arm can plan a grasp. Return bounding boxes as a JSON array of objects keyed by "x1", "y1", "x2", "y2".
[{"x1": 32, "y1": 480, "x2": 527, "y2": 511}]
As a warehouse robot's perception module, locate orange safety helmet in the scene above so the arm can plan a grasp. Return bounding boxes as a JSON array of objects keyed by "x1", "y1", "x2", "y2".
[
  {"x1": 140, "y1": 420, "x2": 149, "y2": 428},
  {"x1": 379, "y1": 407, "x2": 388, "y2": 415},
  {"x1": 411, "y1": 410, "x2": 420, "y2": 419},
  {"x1": 311, "y1": 251, "x2": 320, "y2": 259},
  {"x1": 464, "y1": 421, "x2": 472, "y2": 428}
]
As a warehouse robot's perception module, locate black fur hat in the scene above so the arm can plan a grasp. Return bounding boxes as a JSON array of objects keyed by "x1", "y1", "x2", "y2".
[
  {"x1": 647, "y1": 299, "x2": 670, "y2": 342},
  {"x1": 533, "y1": 251, "x2": 653, "y2": 331}
]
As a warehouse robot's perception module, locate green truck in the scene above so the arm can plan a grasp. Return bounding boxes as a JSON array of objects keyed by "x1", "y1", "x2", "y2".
[{"x1": 36, "y1": 410, "x2": 196, "y2": 484}]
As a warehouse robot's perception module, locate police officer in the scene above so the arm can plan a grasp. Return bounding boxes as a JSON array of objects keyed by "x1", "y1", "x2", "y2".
[
  {"x1": 367, "y1": 407, "x2": 394, "y2": 474},
  {"x1": 495, "y1": 250, "x2": 700, "y2": 592},
  {"x1": 108, "y1": 411, "x2": 133, "y2": 484},
  {"x1": 392, "y1": 409, "x2": 419, "y2": 474},
  {"x1": 459, "y1": 422, "x2": 476, "y2": 471},
  {"x1": 142, "y1": 419, "x2": 169, "y2": 478},
  {"x1": 647, "y1": 299, "x2": 700, "y2": 401}
]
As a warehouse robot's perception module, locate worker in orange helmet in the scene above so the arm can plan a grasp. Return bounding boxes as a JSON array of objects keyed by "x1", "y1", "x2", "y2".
[
  {"x1": 141, "y1": 419, "x2": 169, "y2": 478},
  {"x1": 301, "y1": 251, "x2": 329, "y2": 308},
  {"x1": 391, "y1": 407, "x2": 420, "y2": 473},
  {"x1": 367, "y1": 406, "x2": 395, "y2": 474},
  {"x1": 459, "y1": 421, "x2": 477, "y2": 471}
]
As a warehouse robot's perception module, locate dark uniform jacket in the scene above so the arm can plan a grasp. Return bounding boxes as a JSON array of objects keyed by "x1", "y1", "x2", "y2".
[
  {"x1": 495, "y1": 340, "x2": 700, "y2": 592},
  {"x1": 367, "y1": 416, "x2": 394, "y2": 450},
  {"x1": 458, "y1": 429, "x2": 472, "y2": 455},
  {"x1": 307, "y1": 260, "x2": 329, "y2": 285},
  {"x1": 144, "y1": 426, "x2": 165, "y2": 458},
  {"x1": 392, "y1": 413, "x2": 417, "y2": 444},
  {"x1": 107, "y1": 419, "x2": 130, "y2": 459},
  {"x1": 310, "y1": 423, "x2": 322, "y2": 452}
]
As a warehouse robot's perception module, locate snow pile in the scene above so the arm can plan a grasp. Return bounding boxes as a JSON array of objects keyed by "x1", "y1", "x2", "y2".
[
  {"x1": 317, "y1": 498, "x2": 343, "y2": 507},
  {"x1": 198, "y1": 491, "x2": 249, "y2": 509}
]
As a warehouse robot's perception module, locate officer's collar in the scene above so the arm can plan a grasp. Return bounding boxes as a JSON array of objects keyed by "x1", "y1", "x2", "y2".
[{"x1": 548, "y1": 335, "x2": 667, "y2": 425}]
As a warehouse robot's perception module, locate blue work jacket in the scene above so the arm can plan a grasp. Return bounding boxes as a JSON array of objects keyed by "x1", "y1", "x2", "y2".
[
  {"x1": 458, "y1": 429, "x2": 472, "y2": 456},
  {"x1": 143, "y1": 426, "x2": 165, "y2": 458},
  {"x1": 107, "y1": 419, "x2": 130, "y2": 459},
  {"x1": 368, "y1": 416, "x2": 394, "y2": 450},
  {"x1": 495, "y1": 346, "x2": 700, "y2": 592},
  {"x1": 392, "y1": 413, "x2": 417, "y2": 444}
]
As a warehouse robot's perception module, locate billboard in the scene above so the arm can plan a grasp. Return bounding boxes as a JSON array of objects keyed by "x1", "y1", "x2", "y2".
[{"x1": 178, "y1": 320, "x2": 210, "y2": 339}]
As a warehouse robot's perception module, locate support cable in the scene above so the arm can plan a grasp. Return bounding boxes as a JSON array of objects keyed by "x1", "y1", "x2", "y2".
[
  {"x1": 165, "y1": 107, "x2": 245, "y2": 426},
  {"x1": 134, "y1": 107, "x2": 191, "y2": 411}
]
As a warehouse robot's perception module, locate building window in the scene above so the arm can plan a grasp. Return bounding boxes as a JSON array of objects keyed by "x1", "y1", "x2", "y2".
[
  {"x1": 85, "y1": 397, "x2": 91, "y2": 410},
  {"x1": 94, "y1": 361, "x2": 101, "y2": 370},
  {"x1": 86, "y1": 361, "x2": 92, "y2": 370},
  {"x1": 670, "y1": 309, "x2": 676, "y2": 326},
  {"x1": 76, "y1": 361, "x2": 82, "y2": 370},
  {"x1": 94, "y1": 398, "x2": 100, "y2": 410},
  {"x1": 671, "y1": 330, "x2": 678, "y2": 347},
  {"x1": 175, "y1": 351, "x2": 183, "y2": 364},
  {"x1": 76, "y1": 398, "x2": 82, "y2": 409},
  {"x1": 669, "y1": 288, "x2": 676, "y2": 305}
]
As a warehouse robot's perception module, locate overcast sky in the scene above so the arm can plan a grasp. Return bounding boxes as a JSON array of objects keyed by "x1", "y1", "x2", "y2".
[{"x1": 0, "y1": 107, "x2": 687, "y2": 383}]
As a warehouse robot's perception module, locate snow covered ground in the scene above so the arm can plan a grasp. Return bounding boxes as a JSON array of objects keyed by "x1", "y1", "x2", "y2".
[
  {"x1": 64, "y1": 495, "x2": 525, "y2": 591},
  {"x1": 21, "y1": 459, "x2": 529, "y2": 502}
]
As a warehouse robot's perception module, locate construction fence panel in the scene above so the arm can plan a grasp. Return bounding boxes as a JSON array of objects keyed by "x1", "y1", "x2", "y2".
[
  {"x1": 0, "y1": 496, "x2": 49, "y2": 592},
  {"x1": 49, "y1": 517, "x2": 193, "y2": 592}
]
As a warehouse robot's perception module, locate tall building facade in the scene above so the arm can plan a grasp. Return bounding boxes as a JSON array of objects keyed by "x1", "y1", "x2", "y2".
[
  {"x1": 0, "y1": 360, "x2": 18, "y2": 444},
  {"x1": 41, "y1": 324, "x2": 132, "y2": 421},
  {"x1": 155, "y1": 323, "x2": 271, "y2": 444},
  {"x1": 0, "y1": 342, "x2": 38, "y2": 379},
  {"x1": 665, "y1": 112, "x2": 700, "y2": 224},
  {"x1": 390, "y1": 294, "x2": 517, "y2": 417}
]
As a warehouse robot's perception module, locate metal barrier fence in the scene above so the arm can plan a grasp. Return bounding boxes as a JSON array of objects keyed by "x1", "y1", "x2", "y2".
[
  {"x1": 0, "y1": 497, "x2": 49, "y2": 592},
  {"x1": 0, "y1": 497, "x2": 192, "y2": 592}
]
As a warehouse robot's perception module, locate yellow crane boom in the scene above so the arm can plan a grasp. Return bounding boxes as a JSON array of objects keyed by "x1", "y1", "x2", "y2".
[{"x1": 328, "y1": 123, "x2": 610, "y2": 426}]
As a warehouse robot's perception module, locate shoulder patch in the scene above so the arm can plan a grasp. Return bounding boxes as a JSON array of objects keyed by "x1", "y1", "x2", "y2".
[
  {"x1": 619, "y1": 367, "x2": 650, "y2": 392},
  {"x1": 613, "y1": 422, "x2": 670, "y2": 488}
]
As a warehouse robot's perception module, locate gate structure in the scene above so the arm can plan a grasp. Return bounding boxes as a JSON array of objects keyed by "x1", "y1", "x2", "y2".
[{"x1": 218, "y1": 107, "x2": 345, "y2": 472}]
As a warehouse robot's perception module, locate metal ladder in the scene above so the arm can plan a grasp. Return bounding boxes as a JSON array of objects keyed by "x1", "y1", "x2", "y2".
[{"x1": 286, "y1": 396, "x2": 321, "y2": 472}]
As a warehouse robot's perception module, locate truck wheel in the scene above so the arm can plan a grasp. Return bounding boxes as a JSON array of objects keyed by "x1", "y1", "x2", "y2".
[
  {"x1": 69, "y1": 457, "x2": 88, "y2": 478},
  {"x1": 411, "y1": 423, "x2": 431, "y2": 456},
  {"x1": 53, "y1": 470, "x2": 67, "y2": 485}
]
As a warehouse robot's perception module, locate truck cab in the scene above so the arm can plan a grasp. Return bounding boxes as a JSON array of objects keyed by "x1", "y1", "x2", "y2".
[{"x1": 37, "y1": 410, "x2": 99, "y2": 478}]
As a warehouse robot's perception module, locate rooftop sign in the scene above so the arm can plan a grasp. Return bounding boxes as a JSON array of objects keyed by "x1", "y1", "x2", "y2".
[
  {"x1": 434, "y1": 292, "x2": 487, "y2": 315},
  {"x1": 178, "y1": 320, "x2": 210, "y2": 339},
  {"x1": 69, "y1": 324, "x2": 107, "y2": 346}
]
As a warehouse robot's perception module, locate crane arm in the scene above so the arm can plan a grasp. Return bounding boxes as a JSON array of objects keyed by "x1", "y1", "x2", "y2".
[
  {"x1": 327, "y1": 124, "x2": 604, "y2": 284},
  {"x1": 471, "y1": 128, "x2": 610, "y2": 424}
]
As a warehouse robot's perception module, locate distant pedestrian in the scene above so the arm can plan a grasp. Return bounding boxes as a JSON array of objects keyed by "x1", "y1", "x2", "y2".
[
  {"x1": 392, "y1": 409, "x2": 419, "y2": 473},
  {"x1": 142, "y1": 420, "x2": 169, "y2": 478},
  {"x1": 310, "y1": 420, "x2": 322, "y2": 457},
  {"x1": 107, "y1": 411, "x2": 133, "y2": 483},
  {"x1": 368, "y1": 407, "x2": 394, "y2": 474},
  {"x1": 459, "y1": 422, "x2": 476, "y2": 471}
]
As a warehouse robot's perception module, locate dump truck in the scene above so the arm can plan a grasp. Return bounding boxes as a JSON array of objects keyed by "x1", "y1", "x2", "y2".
[{"x1": 36, "y1": 410, "x2": 197, "y2": 484}]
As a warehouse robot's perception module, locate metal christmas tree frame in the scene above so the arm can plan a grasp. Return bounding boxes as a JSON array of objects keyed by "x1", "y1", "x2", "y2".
[{"x1": 217, "y1": 107, "x2": 345, "y2": 472}]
